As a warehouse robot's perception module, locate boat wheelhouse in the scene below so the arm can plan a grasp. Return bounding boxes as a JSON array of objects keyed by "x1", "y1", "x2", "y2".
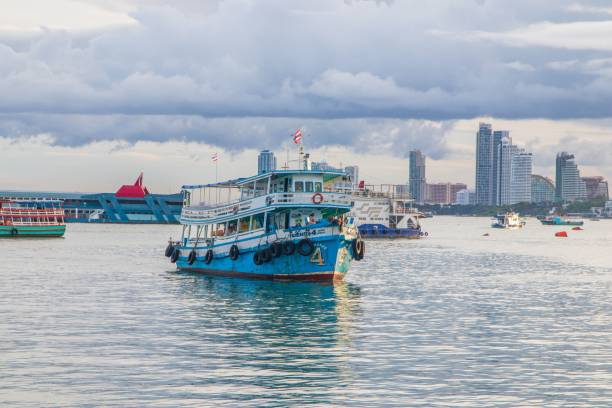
[
  {"x1": 350, "y1": 185, "x2": 426, "y2": 239},
  {"x1": 0, "y1": 200, "x2": 66, "y2": 237},
  {"x1": 165, "y1": 168, "x2": 365, "y2": 281},
  {"x1": 491, "y1": 212, "x2": 526, "y2": 229}
]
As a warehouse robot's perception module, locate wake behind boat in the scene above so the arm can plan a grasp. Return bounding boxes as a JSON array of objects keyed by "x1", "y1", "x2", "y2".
[{"x1": 165, "y1": 161, "x2": 365, "y2": 281}]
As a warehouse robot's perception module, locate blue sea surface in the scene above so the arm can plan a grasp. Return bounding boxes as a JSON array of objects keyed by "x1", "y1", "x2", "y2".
[{"x1": 1, "y1": 217, "x2": 612, "y2": 407}]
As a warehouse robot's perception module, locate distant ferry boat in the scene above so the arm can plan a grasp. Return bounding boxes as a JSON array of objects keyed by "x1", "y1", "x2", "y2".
[
  {"x1": 539, "y1": 215, "x2": 584, "y2": 226},
  {"x1": 492, "y1": 212, "x2": 525, "y2": 229},
  {"x1": 350, "y1": 185, "x2": 426, "y2": 239},
  {"x1": 0, "y1": 200, "x2": 66, "y2": 237},
  {"x1": 165, "y1": 165, "x2": 365, "y2": 281}
]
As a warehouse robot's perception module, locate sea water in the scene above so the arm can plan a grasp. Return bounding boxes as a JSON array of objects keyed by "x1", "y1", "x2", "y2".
[{"x1": 1, "y1": 217, "x2": 612, "y2": 407}]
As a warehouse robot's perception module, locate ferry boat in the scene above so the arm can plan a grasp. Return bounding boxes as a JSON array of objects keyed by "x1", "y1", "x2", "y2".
[
  {"x1": 165, "y1": 165, "x2": 364, "y2": 281},
  {"x1": 350, "y1": 185, "x2": 426, "y2": 239},
  {"x1": 0, "y1": 200, "x2": 66, "y2": 237},
  {"x1": 539, "y1": 215, "x2": 584, "y2": 226},
  {"x1": 491, "y1": 212, "x2": 525, "y2": 229}
]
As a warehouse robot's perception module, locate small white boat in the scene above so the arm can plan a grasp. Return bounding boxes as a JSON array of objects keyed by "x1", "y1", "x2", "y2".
[{"x1": 491, "y1": 212, "x2": 525, "y2": 229}]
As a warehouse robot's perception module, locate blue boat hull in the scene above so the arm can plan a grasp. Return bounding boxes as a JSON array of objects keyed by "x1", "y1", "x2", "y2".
[
  {"x1": 358, "y1": 224, "x2": 423, "y2": 239},
  {"x1": 175, "y1": 234, "x2": 355, "y2": 281}
]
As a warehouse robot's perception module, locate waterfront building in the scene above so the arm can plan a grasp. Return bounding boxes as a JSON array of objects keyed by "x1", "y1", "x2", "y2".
[
  {"x1": 257, "y1": 150, "x2": 277, "y2": 174},
  {"x1": 497, "y1": 136, "x2": 517, "y2": 205},
  {"x1": 582, "y1": 176, "x2": 609, "y2": 200},
  {"x1": 531, "y1": 175, "x2": 555, "y2": 203},
  {"x1": 408, "y1": 150, "x2": 427, "y2": 204},
  {"x1": 475, "y1": 123, "x2": 494, "y2": 205},
  {"x1": 492, "y1": 130, "x2": 508, "y2": 205},
  {"x1": 455, "y1": 189, "x2": 476, "y2": 205},
  {"x1": 426, "y1": 182, "x2": 467, "y2": 205},
  {"x1": 510, "y1": 152, "x2": 533, "y2": 204},
  {"x1": 0, "y1": 173, "x2": 182, "y2": 223},
  {"x1": 555, "y1": 152, "x2": 587, "y2": 202}
]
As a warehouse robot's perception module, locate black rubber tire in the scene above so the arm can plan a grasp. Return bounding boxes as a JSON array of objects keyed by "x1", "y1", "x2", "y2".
[
  {"x1": 229, "y1": 244, "x2": 240, "y2": 260},
  {"x1": 187, "y1": 250, "x2": 197, "y2": 265},
  {"x1": 352, "y1": 239, "x2": 365, "y2": 261},
  {"x1": 204, "y1": 249, "x2": 214, "y2": 264},
  {"x1": 10, "y1": 228, "x2": 18, "y2": 236},
  {"x1": 297, "y1": 239, "x2": 314, "y2": 256},
  {"x1": 260, "y1": 247, "x2": 272, "y2": 263},
  {"x1": 170, "y1": 248, "x2": 180, "y2": 263},
  {"x1": 165, "y1": 243, "x2": 175, "y2": 257},
  {"x1": 253, "y1": 251, "x2": 263, "y2": 265},
  {"x1": 282, "y1": 240, "x2": 296, "y2": 255},
  {"x1": 270, "y1": 242, "x2": 282, "y2": 258}
]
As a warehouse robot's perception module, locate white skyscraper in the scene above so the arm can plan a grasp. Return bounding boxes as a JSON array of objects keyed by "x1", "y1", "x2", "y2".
[
  {"x1": 497, "y1": 136, "x2": 517, "y2": 205},
  {"x1": 510, "y1": 152, "x2": 533, "y2": 204}
]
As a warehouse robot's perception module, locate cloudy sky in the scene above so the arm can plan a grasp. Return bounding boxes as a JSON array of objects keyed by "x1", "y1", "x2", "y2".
[{"x1": 1, "y1": 0, "x2": 611, "y2": 192}]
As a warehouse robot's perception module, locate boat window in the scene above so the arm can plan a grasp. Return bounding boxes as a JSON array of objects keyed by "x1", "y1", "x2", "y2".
[
  {"x1": 295, "y1": 182, "x2": 304, "y2": 192},
  {"x1": 213, "y1": 223, "x2": 226, "y2": 237},
  {"x1": 227, "y1": 219, "x2": 238, "y2": 235},
  {"x1": 239, "y1": 216, "x2": 250, "y2": 233},
  {"x1": 305, "y1": 181, "x2": 314, "y2": 193},
  {"x1": 315, "y1": 182, "x2": 322, "y2": 192},
  {"x1": 252, "y1": 213, "x2": 264, "y2": 230}
]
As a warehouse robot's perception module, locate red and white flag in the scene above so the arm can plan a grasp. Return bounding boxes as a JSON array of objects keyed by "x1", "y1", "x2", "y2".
[
  {"x1": 211, "y1": 152, "x2": 219, "y2": 162},
  {"x1": 292, "y1": 128, "x2": 303, "y2": 144}
]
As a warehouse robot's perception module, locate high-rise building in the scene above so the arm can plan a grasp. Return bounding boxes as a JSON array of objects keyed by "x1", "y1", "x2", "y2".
[
  {"x1": 426, "y1": 182, "x2": 468, "y2": 204},
  {"x1": 582, "y1": 176, "x2": 609, "y2": 200},
  {"x1": 497, "y1": 136, "x2": 517, "y2": 205},
  {"x1": 531, "y1": 175, "x2": 555, "y2": 203},
  {"x1": 475, "y1": 123, "x2": 494, "y2": 205},
  {"x1": 409, "y1": 150, "x2": 427, "y2": 203},
  {"x1": 492, "y1": 130, "x2": 508, "y2": 205},
  {"x1": 510, "y1": 152, "x2": 533, "y2": 204},
  {"x1": 555, "y1": 152, "x2": 587, "y2": 202},
  {"x1": 257, "y1": 150, "x2": 277, "y2": 174}
]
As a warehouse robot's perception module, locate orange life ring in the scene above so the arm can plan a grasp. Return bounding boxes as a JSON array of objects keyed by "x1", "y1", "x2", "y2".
[{"x1": 312, "y1": 193, "x2": 324, "y2": 204}]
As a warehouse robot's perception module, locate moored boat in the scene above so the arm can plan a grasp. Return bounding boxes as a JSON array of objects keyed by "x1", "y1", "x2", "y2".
[
  {"x1": 350, "y1": 185, "x2": 426, "y2": 239},
  {"x1": 0, "y1": 200, "x2": 66, "y2": 237},
  {"x1": 165, "y1": 164, "x2": 364, "y2": 281},
  {"x1": 539, "y1": 215, "x2": 584, "y2": 226},
  {"x1": 491, "y1": 212, "x2": 525, "y2": 229}
]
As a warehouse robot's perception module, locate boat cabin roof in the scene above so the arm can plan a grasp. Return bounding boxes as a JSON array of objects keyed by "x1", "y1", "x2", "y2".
[{"x1": 182, "y1": 169, "x2": 346, "y2": 190}]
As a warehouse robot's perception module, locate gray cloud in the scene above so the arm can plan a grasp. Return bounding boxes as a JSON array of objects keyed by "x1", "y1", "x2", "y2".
[{"x1": 1, "y1": 0, "x2": 612, "y2": 154}]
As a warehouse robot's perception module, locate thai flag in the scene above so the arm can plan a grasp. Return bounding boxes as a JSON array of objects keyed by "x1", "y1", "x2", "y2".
[
  {"x1": 212, "y1": 152, "x2": 219, "y2": 162},
  {"x1": 292, "y1": 128, "x2": 303, "y2": 144}
]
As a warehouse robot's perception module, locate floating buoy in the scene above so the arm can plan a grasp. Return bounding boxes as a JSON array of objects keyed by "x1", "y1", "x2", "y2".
[
  {"x1": 555, "y1": 231, "x2": 568, "y2": 238},
  {"x1": 572, "y1": 226, "x2": 583, "y2": 231}
]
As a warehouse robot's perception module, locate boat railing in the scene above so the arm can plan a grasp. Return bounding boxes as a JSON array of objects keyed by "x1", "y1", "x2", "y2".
[{"x1": 181, "y1": 191, "x2": 352, "y2": 221}]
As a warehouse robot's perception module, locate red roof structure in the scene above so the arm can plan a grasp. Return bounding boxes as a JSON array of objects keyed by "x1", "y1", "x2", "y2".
[{"x1": 115, "y1": 172, "x2": 151, "y2": 198}]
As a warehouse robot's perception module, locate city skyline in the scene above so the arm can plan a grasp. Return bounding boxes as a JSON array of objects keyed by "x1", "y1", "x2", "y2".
[{"x1": 1, "y1": 2, "x2": 612, "y2": 192}]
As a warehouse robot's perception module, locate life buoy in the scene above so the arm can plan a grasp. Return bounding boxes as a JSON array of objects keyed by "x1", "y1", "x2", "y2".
[
  {"x1": 270, "y1": 242, "x2": 282, "y2": 258},
  {"x1": 165, "y1": 243, "x2": 174, "y2": 257},
  {"x1": 204, "y1": 249, "x2": 214, "y2": 264},
  {"x1": 229, "y1": 244, "x2": 240, "y2": 260},
  {"x1": 253, "y1": 251, "x2": 263, "y2": 265},
  {"x1": 297, "y1": 238, "x2": 315, "y2": 256},
  {"x1": 170, "y1": 248, "x2": 180, "y2": 263},
  {"x1": 187, "y1": 250, "x2": 197, "y2": 265},
  {"x1": 282, "y1": 240, "x2": 296, "y2": 255},
  {"x1": 312, "y1": 193, "x2": 324, "y2": 205}
]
